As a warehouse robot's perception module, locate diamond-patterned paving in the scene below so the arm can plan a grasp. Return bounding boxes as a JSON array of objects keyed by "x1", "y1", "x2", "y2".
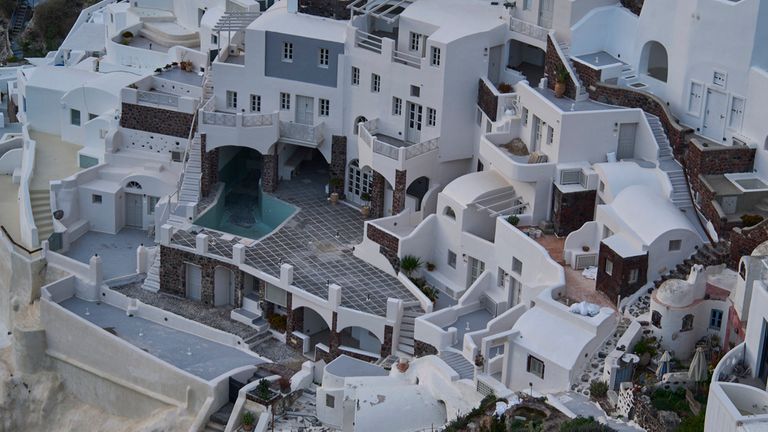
[{"x1": 172, "y1": 159, "x2": 418, "y2": 317}]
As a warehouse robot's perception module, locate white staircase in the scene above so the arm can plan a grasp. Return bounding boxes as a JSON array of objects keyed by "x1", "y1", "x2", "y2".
[
  {"x1": 397, "y1": 304, "x2": 421, "y2": 356},
  {"x1": 179, "y1": 135, "x2": 202, "y2": 203},
  {"x1": 557, "y1": 41, "x2": 589, "y2": 102},
  {"x1": 30, "y1": 189, "x2": 53, "y2": 244},
  {"x1": 438, "y1": 350, "x2": 475, "y2": 380},
  {"x1": 646, "y1": 113, "x2": 694, "y2": 210}
]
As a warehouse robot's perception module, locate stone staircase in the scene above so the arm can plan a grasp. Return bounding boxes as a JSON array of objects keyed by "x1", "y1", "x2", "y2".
[
  {"x1": 646, "y1": 113, "x2": 694, "y2": 210},
  {"x1": 204, "y1": 402, "x2": 233, "y2": 432},
  {"x1": 30, "y1": 189, "x2": 53, "y2": 244},
  {"x1": 374, "y1": 354, "x2": 398, "y2": 370},
  {"x1": 653, "y1": 241, "x2": 729, "y2": 288},
  {"x1": 397, "y1": 303, "x2": 421, "y2": 356},
  {"x1": 438, "y1": 350, "x2": 475, "y2": 380},
  {"x1": 557, "y1": 41, "x2": 589, "y2": 102}
]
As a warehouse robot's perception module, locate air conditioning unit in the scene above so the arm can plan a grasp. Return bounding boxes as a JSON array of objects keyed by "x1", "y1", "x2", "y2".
[
  {"x1": 574, "y1": 253, "x2": 598, "y2": 270},
  {"x1": 559, "y1": 169, "x2": 581, "y2": 185}
]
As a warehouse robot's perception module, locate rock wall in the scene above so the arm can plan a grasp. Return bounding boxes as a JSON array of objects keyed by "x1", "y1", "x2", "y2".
[{"x1": 120, "y1": 103, "x2": 195, "y2": 139}]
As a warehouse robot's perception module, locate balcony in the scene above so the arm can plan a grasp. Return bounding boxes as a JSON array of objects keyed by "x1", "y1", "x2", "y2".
[
  {"x1": 353, "y1": 30, "x2": 426, "y2": 70},
  {"x1": 279, "y1": 121, "x2": 326, "y2": 147},
  {"x1": 708, "y1": 343, "x2": 768, "y2": 429},
  {"x1": 357, "y1": 119, "x2": 439, "y2": 181},
  {"x1": 509, "y1": 17, "x2": 549, "y2": 44},
  {"x1": 479, "y1": 132, "x2": 555, "y2": 183},
  {"x1": 198, "y1": 98, "x2": 280, "y2": 153}
]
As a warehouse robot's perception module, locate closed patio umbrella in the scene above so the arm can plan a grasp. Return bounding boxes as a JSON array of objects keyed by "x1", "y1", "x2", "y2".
[
  {"x1": 656, "y1": 351, "x2": 672, "y2": 379},
  {"x1": 689, "y1": 346, "x2": 709, "y2": 383}
]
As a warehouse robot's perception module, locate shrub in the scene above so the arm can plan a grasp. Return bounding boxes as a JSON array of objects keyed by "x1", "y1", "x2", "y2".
[
  {"x1": 241, "y1": 410, "x2": 255, "y2": 426},
  {"x1": 589, "y1": 380, "x2": 609, "y2": 399},
  {"x1": 650, "y1": 388, "x2": 689, "y2": 414},
  {"x1": 267, "y1": 314, "x2": 287, "y2": 333},
  {"x1": 360, "y1": 192, "x2": 371, "y2": 203},
  {"x1": 497, "y1": 82, "x2": 512, "y2": 93},
  {"x1": 255, "y1": 379, "x2": 271, "y2": 401},
  {"x1": 419, "y1": 284, "x2": 439, "y2": 303},
  {"x1": 122, "y1": 31, "x2": 134, "y2": 39},
  {"x1": 277, "y1": 376, "x2": 291, "y2": 392},
  {"x1": 400, "y1": 255, "x2": 423, "y2": 276},
  {"x1": 633, "y1": 337, "x2": 658, "y2": 357},
  {"x1": 741, "y1": 214, "x2": 764, "y2": 227},
  {"x1": 560, "y1": 417, "x2": 613, "y2": 432},
  {"x1": 507, "y1": 215, "x2": 520, "y2": 226}
]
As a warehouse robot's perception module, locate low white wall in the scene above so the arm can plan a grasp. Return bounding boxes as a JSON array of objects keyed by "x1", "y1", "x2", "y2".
[{"x1": 18, "y1": 127, "x2": 38, "y2": 248}]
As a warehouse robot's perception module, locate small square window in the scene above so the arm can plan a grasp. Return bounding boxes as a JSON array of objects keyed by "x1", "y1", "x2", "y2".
[
  {"x1": 430, "y1": 46, "x2": 441, "y2": 67},
  {"x1": 605, "y1": 259, "x2": 613, "y2": 276},
  {"x1": 319, "y1": 48, "x2": 329, "y2": 67},
  {"x1": 709, "y1": 309, "x2": 723, "y2": 330},
  {"x1": 92, "y1": 194, "x2": 102, "y2": 204},
  {"x1": 669, "y1": 240, "x2": 682, "y2": 251},
  {"x1": 448, "y1": 250, "x2": 457, "y2": 269},
  {"x1": 211, "y1": 34, "x2": 218, "y2": 45},
  {"x1": 319, "y1": 98, "x2": 330, "y2": 116},
  {"x1": 371, "y1": 74, "x2": 381, "y2": 93},
  {"x1": 326, "y1": 394, "x2": 335, "y2": 408},
  {"x1": 410, "y1": 85, "x2": 420, "y2": 97},
  {"x1": 512, "y1": 257, "x2": 523, "y2": 274},
  {"x1": 250, "y1": 94, "x2": 261, "y2": 112},
  {"x1": 280, "y1": 92, "x2": 291, "y2": 110},
  {"x1": 527, "y1": 355, "x2": 544, "y2": 379},
  {"x1": 628, "y1": 268, "x2": 639, "y2": 284},
  {"x1": 427, "y1": 107, "x2": 436, "y2": 127},
  {"x1": 351, "y1": 66, "x2": 360, "y2": 86},
  {"x1": 282, "y1": 42, "x2": 293, "y2": 62},
  {"x1": 392, "y1": 97, "x2": 402, "y2": 116},
  {"x1": 409, "y1": 32, "x2": 422, "y2": 52},
  {"x1": 70, "y1": 109, "x2": 81, "y2": 126}
]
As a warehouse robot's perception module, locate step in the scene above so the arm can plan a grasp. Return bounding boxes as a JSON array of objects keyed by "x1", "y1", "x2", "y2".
[{"x1": 397, "y1": 343, "x2": 414, "y2": 355}]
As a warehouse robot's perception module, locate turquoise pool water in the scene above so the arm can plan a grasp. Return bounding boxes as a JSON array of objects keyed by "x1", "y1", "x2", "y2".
[{"x1": 195, "y1": 187, "x2": 296, "y2": 239}]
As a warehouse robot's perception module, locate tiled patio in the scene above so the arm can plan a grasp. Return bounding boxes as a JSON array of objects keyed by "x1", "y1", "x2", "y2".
[
  {"x1": 66, "y1": 228, "x2": 155, "y2": 280},
  {"x1": 173, "y1": 159, "x2": 420, "y2": 317}
]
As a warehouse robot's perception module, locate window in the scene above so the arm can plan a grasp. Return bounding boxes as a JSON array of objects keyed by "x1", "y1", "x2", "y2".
[
  {"x1": 88, "y1": 113, "x2": 98, "y2": 121},
  {"x1": 319, "y1": 98, "x2": 330, "y2": 116},
  {"x1": 521, "y1": 107, "x2": 528, "y2": 127},
  {"x1": 546, "y1": 125, "x2": 554, "y2": 146},
  {"x1": 523, "y1": 0, "x2": 532, "y2": 10},
  {"x1": 410, "y1": 85, "x2": 420, "y2": 97},
  {"x1": 326, "y1": 394, "x2": 335, "y2": 408},
  {"x1": 430, "y1": 46, "x2": 441, "y2": 67},
  {"x1": 371, "y1": 74, "x2": 381, "y2": 93},
  {"x1": 347, "y1": 160, "x2": 372, "y2": 198},
  {"x1": 527, "y1": 355, "x2": 544, "y2": 379},
  {"x1": 250, "y1": 94, "x2": 261, "y2": 112},
  {"x1": 448, "y1": 250, "x2": 457, "y2": 268},
  {"x1": 713, "y1": 70, "x2": 727, "y2": 88},
  {"x1": 392, "y1": 97, "x2": 402, "y2": 116},
  {"x1": 226, "y1": 90, "x2": 237, "y2": 109},
  {"x1": 92, "y1": 194, "x2": 102, "y2": 204},
  {"x1": 729, "y1": 96, "x2": 745, "y2": 130},
  {"x1": 351, "y1": 66, "x2": 360, "y2": 85},
  {"x1": 512, "y1": 257, "x2": 523, "y2": 274},
  {"x1": 409, "y1": 32, "x2": 422, "y2": 52},
  {"x1": 559, "y1": 169, "x2": 581, "y2": 185},
  {"x1": 211, "y1": 34, "x2": 218, "y2": 45},
  {"x1": 533, "y1": 116, "x2": 545, "y2": 148},
  {"x1": 70, "y1": 109, "x2": 81, "y2": 126},
  {"x1": 282, "y1": 42, "x2": 293, "y2": 62},
  {"x1": 126, "y1": 181, "x2": 142, "y2": 190},
  {"x1": 681, "y1": 314, "x2": 694, "y2": 332},
  {"x1": 147, "y1": 196, "x2": 159, "y2": 215},
  {"x1": 652, "y1": 310, "x2": 662, "y2": 328},
  {"x1": 280, "y1": 92, "x2": 291, "y2": 110},
  {"x1": 319, "y1": 48, "x2": 329, "y2": 67},
  {"x1": 710, "y1": 309, "x2": 724, "y2": 330},
  {"x1": 668, "y1": 240, "x2": 682, "y2": 251},
  {"x1": 687, "y1": 81, "x2": 704, "y2": 115},
  {"x1": 628, "y1": 268, "x2": 639, "y2": 284},
  {"x1": 497, "y1": 268, "x2": 507, "y2": 287},
  {"x1": 605, "y1": 259, "x2": 613, "y2": 276},
  {"x1": 444, "y1": 206, "x2": 456, "y2": 219},
  {"x1": 427, "y1": 107, "x2": 436, "y2": 127}
]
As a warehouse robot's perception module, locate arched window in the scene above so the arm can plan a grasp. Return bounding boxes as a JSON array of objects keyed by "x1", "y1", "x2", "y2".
[
  {"x1": 126, "y1": 180, "x2": 142, "y2": 190},
  {"x1": 640, "y1": 41, "x2": 668, "y2": 82},
  {"x1": 353, "y1": 116, "x2": 368, "y2": 135},
  {"x1": 443, "y1": 206, "x2": 456, "y2": 220},
  {"x1": 651, "y1": 310, "x2": 662, "y2": 329},
  {"x1": 681, "y1": 314, "x2": 694, "y2": 332}
]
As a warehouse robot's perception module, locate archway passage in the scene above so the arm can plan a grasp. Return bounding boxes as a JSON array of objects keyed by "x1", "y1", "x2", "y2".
[
  {"x1": 293, "y1": 306, "x2": 331, "y2": 356},
  {"x1": 641, "y1": 41, "x2": 668, "y2": 82},
  {"x1": 507, "y1": 40, "x2": 546, "y2": 85},
  {"x1": 338, "y1": 326, "x2": 382, "y2": 357},
  {"x1": 406, "y1": 176, "x2": 430, "y2": 211}
]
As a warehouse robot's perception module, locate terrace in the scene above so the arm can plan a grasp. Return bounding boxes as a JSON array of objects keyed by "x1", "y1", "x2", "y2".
[{"x1": 64, "y1": 228, "x2": 155, "y2": 281}]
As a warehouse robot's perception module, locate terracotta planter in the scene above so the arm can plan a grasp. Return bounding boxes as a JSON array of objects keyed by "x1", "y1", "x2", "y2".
[
  {"x1": 242, "y1": 423, "x2": 255, "y2": 432},
  {"x1": 330, "y1": 192, "x2": 339, "y2": 205},
  {"x1": 554, "y1": 81, "x2": 567, "y2": 98},
  {"x1": 361, "y1": 206, "x2": 370, "y2": 218}
]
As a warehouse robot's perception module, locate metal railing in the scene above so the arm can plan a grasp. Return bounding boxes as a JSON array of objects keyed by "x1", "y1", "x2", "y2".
[
  {"x1": 509, "y1": 17, "x2": 549, "y2": 42},
  {"x1": 137, "y1": 90, "x2": 179, "y2": 108},
  {"x1": 355, "y1": 30, "x2": 383, "y2": 54},
  {"x1": 1, "y1": 225, "x2": 42, "y2": 255},
  {"x1": 392, "y1": 50, "x2": 421, "y2": 69}
]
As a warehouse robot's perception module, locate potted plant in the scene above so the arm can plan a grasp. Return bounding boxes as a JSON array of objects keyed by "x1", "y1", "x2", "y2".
[
  {"x1": 426, "y1": 262, "x2": 435, "y2": 272},
  {"x1": 400, "y1": 255, "x2": 423, "y2": 278},
  {"x1": 554, "y1": 64, "x2": 569, "y2": 98},
  {"x1": 121, "y1": 31, "x2": 134, "y2": 44},
  {"x1": 241, "y1": 411, "x2": 255, "y2": 432},
  {"x1": 329, "y1": 178, "x2": 343, "y2": 204},
  {"x1": 506, "y1": 214, "x2": 520, "y2": 227},
  {"x1": 581, "y1": 245, "x2": 590, "y2": 252},
  {"x1": 360, "y1": 192, "x2": 371, "y2": 218},
  {"x1": 278, "y1": 376, "x2": 291, "y2": 394}
]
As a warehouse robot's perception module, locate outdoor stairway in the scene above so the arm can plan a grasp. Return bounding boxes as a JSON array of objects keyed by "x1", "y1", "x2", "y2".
[
  {"x1": 397, "y1": 304, "x2": 421, "y2": 356},
  {"x1": 557, "y1": 41, "x2": 589, "y2": 102},
  {"x1": 374, "y1": 354, "x2": 398, "y2": 370},
  {"x1": 243, "y1": 331, "x2": 271, "y2": 352},
  {"x1": 204, "y1": 402, "x2": 233, "y2": 432},
  {"x1": 438, "y1": 350, "x2": 475, "y2": 380},
  {"x1": 179, "y1": 135, "x2": 202, "y2": 203},
  {"x1": 141, "y1": 249, "x2": 161, "y2": 292},
  {"x1": 653, "y1": 241, "x2": 729, "y2": 288},
  {"x1": 10, "y1": 1, "x2": 31, "y2": 38},
  {"x1": 30, "y1": 189, "x2": 53, "y2": 244},
  {"x1": 646, "y1": 113, "x2": 694, "y2": 210}
]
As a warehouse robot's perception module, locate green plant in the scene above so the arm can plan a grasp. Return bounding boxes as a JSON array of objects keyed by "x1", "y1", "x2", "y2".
[
  {"x1": 589, "y1": 380, "x2": 609, "y2": 399},
  {"x1": 5, "y1": 55, "x2": 18, "y2": 63},
  {"x1": 255, "y1": 379, "x2": 271, "y2": 401},
  {"x1": 650, "y1": 388, "x2": 690, "y2": 415},
  {"x1": 677, "y1": 409, "x2": 706, "y2": 432},
  {"x1": 330, "y1": 178, "x2": 343, "y2": 189},
  {"x1": 741, "y1": 214, "x2": 764, "y2": 227},
  {"x1": 122, "y1": 31, "x2": 134, "y2": 39},
  {"x1": 360, "y1": 192, "x2": 371, "y2": 203},
  {"x1": 267, "y1": 314, "x2": 287, "y2": 333},
  {"x1": 560, "y1": 416, "x2": 613, "y2": 432},
  {"x1": 419, "y1": 284, "x2": 439, "y2": 303},
  {"x1": 633, "y1": 337, "x2": 658, "y2": 357},
  {"x1": 241, "y1": 410, "x2": 255, "y2": 426},
  {"x1": 506, "y1": 215, "x2": 520, "y2": 226},
  {"x1": 400, "y1": 255, "x2": 423, "y2": 277},
  {"x1": 555, "y1": 64, "x2": 570, "y2": 83}
]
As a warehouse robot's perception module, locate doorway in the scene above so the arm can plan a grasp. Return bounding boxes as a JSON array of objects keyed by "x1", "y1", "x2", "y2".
[
  {"x1": 702, "y1": 88, "x2": 728, "y2": 142},
  {"x1": 406, "y1": 102, "x2": 423, "y2": 144},
  {"x1": 296, "y1": 95, "x2": 315, "y2": 125},
  {"x1": 214, "y1": 266, "x2": 235, "y2": 307},
  {"x1": 488, "y1": 45, "x2": 503, "y2": 85},
  {"x1": 186, "y1": 264, "x2": 203, "y2": 301},
  {"x1": 468, "y1": 256, "x2": 486, "y2": 288},
  {"x1": 125, "y1": 193, "x2": 143, "y2": 229},
  {"x1": 617, "y1": 123, "x2": 637, "y2": 160},
  {"x1": 760, "y1": 319, "x2": 768, "y2": 383},
  {"x1": 538, "y1": 0, "x2": 554, "y2": 28}
]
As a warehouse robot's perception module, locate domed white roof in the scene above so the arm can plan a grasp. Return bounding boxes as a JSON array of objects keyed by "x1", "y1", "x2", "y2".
[
  {"x1": 655, "y1": 278, "x2": 694, "y2": 308},
  {"x1": 752, "y1": 240, "x2": 768, "y2": 257}
]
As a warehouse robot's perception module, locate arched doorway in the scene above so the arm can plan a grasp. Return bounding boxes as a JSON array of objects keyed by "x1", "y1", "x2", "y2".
[
  {"x1": 346, "y1": 159, "x2": 373, "y2": 205},
  {"x1": 640, "y1": 41, "x2": 668, "y2": 82},
  {"x1": 294, "y1": 306, "x2": 331, "y2": 356},
  {"x1": 338, "y1": 326, "x2": 382, "y2": 357},
  {"x1": 406, "y1": 176, "x2": 430, "y2": 211},
  {"x1": 353, "y1": 116, "x2": 368, "y2": 135}
]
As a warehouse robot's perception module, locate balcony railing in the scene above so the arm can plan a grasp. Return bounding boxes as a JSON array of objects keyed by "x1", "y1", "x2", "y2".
[
  {"x1": 200, "y1": 98, "x2": 277, "y2": 128},
  {"x1": 509, "y1": 17, "x2": 549, "y2": 42},
  {"x1": 279, "y1": 121, "x2": 326, "y2": 146},
  {"x1": 392, "y1": 50, "x2": 421, "y2": 69},
  {"x1": 137, "y1": 90, "x2": 179, "y2": 108},
  {"x1": 355, "y1": 30, "x2": 383, "y2": 54},
  {"x1": 360, "y1": 119, "x2": 438, "y2": 162}
]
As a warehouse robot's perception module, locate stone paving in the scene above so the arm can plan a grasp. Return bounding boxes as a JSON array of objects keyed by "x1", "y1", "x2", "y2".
[
  {"x1": 173, "y1": 159, "x2": 420, "y2": 317},
  {"x1": 272, "y1": 384, "x2": 332, "y2": 431},
  {"x1": 627, "y1": 294, "x2": 651, "y2": 318},
  {"x1": 573, "y1": 318, "x2": 631, "y2": 396}
]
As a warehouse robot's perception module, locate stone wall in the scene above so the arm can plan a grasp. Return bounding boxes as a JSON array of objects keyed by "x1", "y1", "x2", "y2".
[
  {"x1": 477, "y1": 78, "x2": 498, "y2": 122},
  {"x1": 159, "y1": 245, "x2": 244, "y2": 307},
  {"x1": 262, "y1": 153, "x2": 278, "y2": 193},
  {"x1": 686, "y1": 138, "x2": 755, "y2": 195},
  {"x1": 120, "y1": 103, "x2": 194, "y2": 139},
  {"x1": 382, "y1": 325, "x2": 393, "y2": 357},
  {"x1": 414, "y1": 339, "x2": 438, "y2": 357},
  {"x1": 392, "y1": 170, "x2": 407, "y2": 215},
  {"x1": 367, "y1": 224, "x2": 399, "y2": 270},
  {"x1": 553, "y1": 188, "x2": 596, "y2": 237},
  {"x1": 729, "y1": 220, "x2": 768, "y2": 269},
  {"x1": 595, "y1": 242, "x2": 648, "y2": 304},
  {"x1": 544, "y1": 36, "x2": 577, "y2": 100},
  {"x1": 200, "y1": 134, "x2": 218, "y2": 198},
  {"x1": 298, "y1": 0, "x2": 350, "y2": 20},
  {"x1": 329, "y1": 135, "x2": 347, "y2": 198},
  {"x1": 370, "y1": 171, "x2": 386, "y2": 219},
  {"x1": 621, "y1": 0, "x2": 644, "y2": 15},
  {"x1": 572, "y1": 60, "x2": 602, "y2": 89}
]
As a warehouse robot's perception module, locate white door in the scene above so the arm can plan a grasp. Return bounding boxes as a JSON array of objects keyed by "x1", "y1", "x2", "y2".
[
  {"x1": 186, "y1": 264, "x2": 202, "y2": 301},
  {"x1": 213, "y1": 267, "x2": 232, "y2": 307},
  {"x1": 538, "y1": 0, "x2": 554, "y2": 28},
  {"x1": 468, "y1": 257, "x2": 486, "y2": 288},
  {"x1": 295, "y1": 95, "x2": 314, "y2": 125},
  {"x1": 346, "y1": 161, "x2": 372, "y2": 205},
  {"x1": 406, "y1": 102, "x2": 422, "y2": 144},
  {"x1": 532, "y1": 116, "x2": 544, "y2": 151},
  {"x1": 617, "y1": 123, "x2": 638, "y2": 160},
  {"x1": 125, "y1": 193, "x2": 143, "y2": 228},
  {"x1": 702, "y1": 88, "x2": 728, "y2": 142},
  {"x1": 488, "y1": 45, "x2": 503, "y2": 85},
  {"x1": 721, "y1": 196, "x2": 737, "y2": 215}
]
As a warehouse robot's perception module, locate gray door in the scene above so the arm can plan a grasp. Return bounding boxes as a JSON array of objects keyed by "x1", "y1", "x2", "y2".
[
  {"x1": 186, "y1": 264, "x2": 202, "y2": 301},
  {"x1": 538, "y1": 0, "x2": 554, "y2": 28},
  {"x1": 295, "y1": 95, "x2": 314, "y2": 125},
  {"x1": 406, "y1": 102, "x2": 422, "y2": 143},
  {"x1": 617, "y1": 123, "x2": 637, "y2": 160},
  {"x1": 125, "y1": 193, "x2": 143, "y2": 228},
  {"x1": 702, "y1": 88, "x2": 728, "y2": 142},
  {"x1": 488, "y1": 45, "x2": 503, "y2": 85}
]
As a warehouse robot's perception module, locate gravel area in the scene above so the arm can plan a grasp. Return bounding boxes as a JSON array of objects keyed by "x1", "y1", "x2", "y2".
[{"x1": 252, "y1": 338, "x2": 306, "y2": 373}]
